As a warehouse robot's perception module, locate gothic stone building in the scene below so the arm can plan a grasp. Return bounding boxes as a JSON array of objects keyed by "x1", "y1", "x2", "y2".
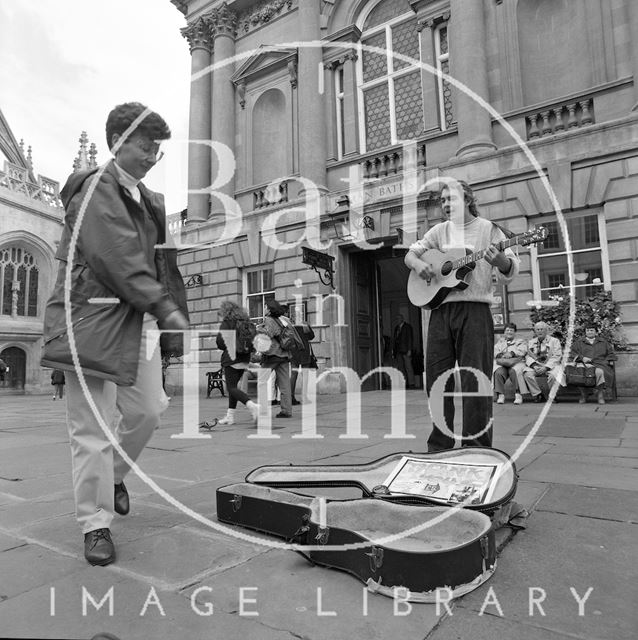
[{"x1": 171, "y1": 0, "x2": 638, "y2": 395}]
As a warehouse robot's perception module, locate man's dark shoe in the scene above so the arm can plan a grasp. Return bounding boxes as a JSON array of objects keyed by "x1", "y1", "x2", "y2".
[
  {"x1": 84, "y1": 528, "x2": 115, "y2": 566},
  {"x1": 114, "y1": 482, "x2": 129, "y2": 516},
  {"x1": 276, "y1": 412, "x2": 292, "y2": 418},
  {"x1": 533, "y1": 393, "x2": 544, "y2": 403},
  {"x1": 270, "y1": 399, "x2": 279, "y2": 406},
  {"x1": 291, "y1": 399, "x2": 301, "y2": 405}
]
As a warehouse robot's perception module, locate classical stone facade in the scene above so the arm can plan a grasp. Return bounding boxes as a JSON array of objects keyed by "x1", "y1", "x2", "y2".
[{"x1": 172, "y1": 0, "x2": 638, "y2": 395}]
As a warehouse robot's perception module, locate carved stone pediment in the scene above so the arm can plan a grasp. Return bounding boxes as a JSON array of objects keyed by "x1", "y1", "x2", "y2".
[{"x1": 231, "y1": 45, "x2": 298, "y2": 86}]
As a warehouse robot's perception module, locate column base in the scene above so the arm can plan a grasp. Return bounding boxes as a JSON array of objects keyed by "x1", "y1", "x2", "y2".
[{"x1": 455, "y1": 138, "x2": 497, "y2": 159}]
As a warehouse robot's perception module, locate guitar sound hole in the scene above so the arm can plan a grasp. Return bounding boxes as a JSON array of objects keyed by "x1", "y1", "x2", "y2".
[{"x1": 441, "y1": 261, "x2": 453, "y2": 277}]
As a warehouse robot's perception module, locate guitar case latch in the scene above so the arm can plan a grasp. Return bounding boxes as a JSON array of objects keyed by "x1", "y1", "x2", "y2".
[
  {"x1": 365, "y1": 546, "x2": 384, "y2": 572},
  {"x1": 315, "y1": 526, "x2": 330, "y2": 545},
  {"x1": 231, "y1": 494, "x2": 242, "y2": 512}
]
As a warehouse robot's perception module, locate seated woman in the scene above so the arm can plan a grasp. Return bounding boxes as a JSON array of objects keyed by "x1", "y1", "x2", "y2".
[
  {"x1": 493, "y1": 322, "x2": 527, "y2": 404},
  {"x1": 570, "y1": 325, "x2": 616, "y2": 405}
]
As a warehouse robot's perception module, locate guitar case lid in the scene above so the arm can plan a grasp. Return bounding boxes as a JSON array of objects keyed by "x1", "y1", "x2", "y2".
[{"x1": 245, "y1": 447, "x2": 517, "y2": 517}]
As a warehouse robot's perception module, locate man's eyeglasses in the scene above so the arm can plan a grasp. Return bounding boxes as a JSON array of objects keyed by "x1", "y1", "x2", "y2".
[{"x1": 134, "y1": 139, "x2": 164, "y2": 162}]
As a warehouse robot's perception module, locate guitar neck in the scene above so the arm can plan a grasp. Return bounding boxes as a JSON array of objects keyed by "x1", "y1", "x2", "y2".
[{"x1": 453, "y1": 236, "x2": 521, "y2": 269}]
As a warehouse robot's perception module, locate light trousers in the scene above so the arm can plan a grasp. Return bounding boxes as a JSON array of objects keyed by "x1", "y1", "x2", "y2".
[{"x1": 65, "y1": 317, "x2": 168, "y2": 533}]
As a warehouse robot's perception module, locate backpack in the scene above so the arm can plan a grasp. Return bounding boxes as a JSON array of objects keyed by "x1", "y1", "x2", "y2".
[
  {"x1": 235, "y1": 320, "x2": 257, "y2": 355},
  {"x1": 276, "y1": 318, "x2": 304, "y2": 352}
]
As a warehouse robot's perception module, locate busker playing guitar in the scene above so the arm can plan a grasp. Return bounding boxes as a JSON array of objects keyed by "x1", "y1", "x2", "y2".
[{"x1": 404, "y1": 180, "x2": 520, "y2": 452}]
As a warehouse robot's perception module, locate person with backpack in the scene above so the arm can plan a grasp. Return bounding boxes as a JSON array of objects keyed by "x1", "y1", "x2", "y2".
[
  {"x1": 51, "y1": 369, "x2": 66, "y2": 400},
  {"x1": 257, "y1": 300, "x2": 302, "y2": 418},
  {"x1": 215, "y1": 300, "x2": 260, "y2": 425}
]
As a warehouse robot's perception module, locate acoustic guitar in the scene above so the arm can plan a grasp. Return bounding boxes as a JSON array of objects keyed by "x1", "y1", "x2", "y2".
[{"x1": 407, "y1": 226, "x2": 548, "y2": 309}]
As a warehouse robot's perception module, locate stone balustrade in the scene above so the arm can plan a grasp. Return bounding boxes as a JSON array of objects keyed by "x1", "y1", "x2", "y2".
[
  {"x1": 253, "y1": 180, "x2": 289, "y2": 209},
  {"x1": 0, "y1": 161, "x2": 62, "y2": 208},
  {"x1": 360, "y1": 142, "x2": 426, "y2": 180},
  {"x1": 526, "y1": 97, "x2": 594, "y2": 140}
]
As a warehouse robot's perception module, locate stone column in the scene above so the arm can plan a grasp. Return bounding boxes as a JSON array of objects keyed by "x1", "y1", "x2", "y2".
[
  {"x1": 449, "y1": 0, "x2": 496, "y2": 157},
  {"x1": 181, "y1": 18, "x2": 212, "y2": 223},
  {"x1": 630, "y1": 0, "x2": 638, "y2": 111},
  {"x1": 208, "y1": 3, "x2": 237, "y2": 216},
  {"x1": 297, "y1": 0, "x2": 327, "y2": 193}
]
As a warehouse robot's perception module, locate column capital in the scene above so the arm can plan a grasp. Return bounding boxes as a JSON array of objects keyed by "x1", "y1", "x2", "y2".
[
  {"x1": 416, "y1": 10, "x2": 450, "y2": 31},
  {"x1": 181, "y1": 17, "x2": 212, "y2": 53},
  {"x1": 206, "y1": 2, "x2": 237, "y2": 40}
]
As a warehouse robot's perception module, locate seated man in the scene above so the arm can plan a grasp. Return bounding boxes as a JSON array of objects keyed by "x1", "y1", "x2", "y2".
[
  {"x1": 570, "y1": 325, "x2": 616, "y2": 405},
  {"x1": 522, "y1": 321, "x2": 564, "y2": 402},
  {"x1": 493, "y1": 322, "x2": 527, "y2": 405}
]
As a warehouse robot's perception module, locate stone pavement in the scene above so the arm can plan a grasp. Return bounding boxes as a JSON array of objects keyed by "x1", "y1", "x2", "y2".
[{"x1": 1, "y1": 390, "x2": 637, "y2": 640}]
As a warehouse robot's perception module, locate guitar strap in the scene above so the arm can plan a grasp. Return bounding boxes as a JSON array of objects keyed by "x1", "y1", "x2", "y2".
[{"x1": 490, "y1": 220, "x2": 516, "y2": 239}]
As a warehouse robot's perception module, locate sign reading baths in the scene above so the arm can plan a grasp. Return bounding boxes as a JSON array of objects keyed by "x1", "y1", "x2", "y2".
[{"x1": 326, "y1": 174, "x2": 430, "y2": 211}]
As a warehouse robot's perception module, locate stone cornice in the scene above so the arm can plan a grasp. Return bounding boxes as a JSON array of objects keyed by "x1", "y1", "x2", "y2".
[
  {"x1": 181, "y1": 17, "x2": 212, "y2": 53},
  {"x1": 207, "y1": 2, "x2": 238, "y2": 39},
  {"x1": 236, "y1": 0, "x2": 295, "y2": 37},
  {"x1": 171, "y1": 0, "x2": 188, "y2": 15}
]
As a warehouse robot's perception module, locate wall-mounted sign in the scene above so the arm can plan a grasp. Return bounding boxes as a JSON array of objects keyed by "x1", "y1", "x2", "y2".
[{"x1": 301, "y1": 246, "x2": 335, "y2": 289}]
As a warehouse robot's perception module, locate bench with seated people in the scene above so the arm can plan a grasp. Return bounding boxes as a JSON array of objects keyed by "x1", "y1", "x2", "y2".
[{"x1": 494, "y1": 321, "x2": 616, "y2": 404}]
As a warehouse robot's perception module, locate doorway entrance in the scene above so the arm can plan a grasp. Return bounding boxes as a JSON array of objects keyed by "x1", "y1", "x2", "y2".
[
  {"x1": 0, "y1": 346, "x2": 26, "y2": 390},
  {"x1": 349, "y1": 246, "x2": 423, "y2": 390}
]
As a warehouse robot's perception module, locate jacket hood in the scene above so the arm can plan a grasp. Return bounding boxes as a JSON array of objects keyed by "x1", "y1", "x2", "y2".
[{"x1": 60, "y1": 168, "x2": 99, "y2": 208}]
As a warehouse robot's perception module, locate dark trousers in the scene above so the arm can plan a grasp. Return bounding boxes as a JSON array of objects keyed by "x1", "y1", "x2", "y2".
[
  {"x1": 493, "y1": 366, "x2": 519, "y2": 394},
  {"x1": 425, "y1": 302, "x2": 494, "y2": 451},
  {"x1": 224, "y1": 366, "x2": 250, "y2": 409}
]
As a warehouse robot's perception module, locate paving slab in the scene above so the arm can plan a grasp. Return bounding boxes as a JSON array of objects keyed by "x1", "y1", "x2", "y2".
[
  {"x1": 0, "y1": 530, "x2": 26, "y2": 552},
  {"x1": 0, "y1": 542, "x2": 86, "y2": 599},
  {"x1": 547, "y1": 444, "x2": 638, "y2": 458},
  {"x1": 515, "y1": 417, "x2": 625, "y2": 438},
  {"x1": 0, "y1": 565, "x2": 297, "y2": 640},
  {"x1": 521, "y1": 453, "x2": 638, "y2": 490},
  {"x1": 540, "y1": 437, "x2": 622, "y2": 447},
  {"x1": 185, "y1": 547, "x2": 442, "y2": 640},
  {"x1": 535, "y1": 485, "x2": 638, "y2": 523},
  {"x1": 431, "y1": 610, "x2": 582, "y2": 639},
  {"x1": 111, "y1": 527, "x2": 266, "y2": 590},
  {"x1": 450, "y1": 511, "x2": 638, "y2": 640},
  {"x1": 0, "y1": 473, "x2": 71, "y2": 501},
  {"x1": 0, "y1": 495, "x2": 76, "y2": 530}
]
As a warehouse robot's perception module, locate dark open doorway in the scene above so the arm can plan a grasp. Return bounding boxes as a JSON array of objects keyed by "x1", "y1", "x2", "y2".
[{"x1": 350, "y1": 246, "x2": 423, "y2": 390}]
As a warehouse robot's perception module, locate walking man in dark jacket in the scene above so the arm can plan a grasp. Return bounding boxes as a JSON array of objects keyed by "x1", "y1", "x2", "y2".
[{"x1": 41, "y1": 102, "x2": 189, "y2": 566}]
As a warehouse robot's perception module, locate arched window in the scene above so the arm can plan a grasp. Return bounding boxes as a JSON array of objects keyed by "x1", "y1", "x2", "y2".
[
  {"x1": 0, "y1": 246, "x2": 39, "y2": 317},
  {"x1": 252, "y1": 88, "x2": 288, "y2": 185},
  {"x1": 357, "y1": 0, "x2": 424, "y2": 152}
]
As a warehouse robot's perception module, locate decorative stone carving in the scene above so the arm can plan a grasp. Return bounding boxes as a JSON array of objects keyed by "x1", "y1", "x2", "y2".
[
  {"x1": 207, "y1": 2, "x2": 237, "y2": 39},
  {"x1": 287, "y1": 59, "x2": 298, "y2": 88},
  {"x1": 181, "y1": 17, "x2": 211, "y2": 52},
  {"x1": 416, "y1": 10, "x2": 450, "y2": 32},
  {"x1": 237, "y1": 0, "x2": 294, "y2": 35},
  {"x1": 323, "y1": 51, "x2": 358, "y2": 70},
  {"x1": 236, "y1": 81, "x2": 247, "y2": 109}
]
